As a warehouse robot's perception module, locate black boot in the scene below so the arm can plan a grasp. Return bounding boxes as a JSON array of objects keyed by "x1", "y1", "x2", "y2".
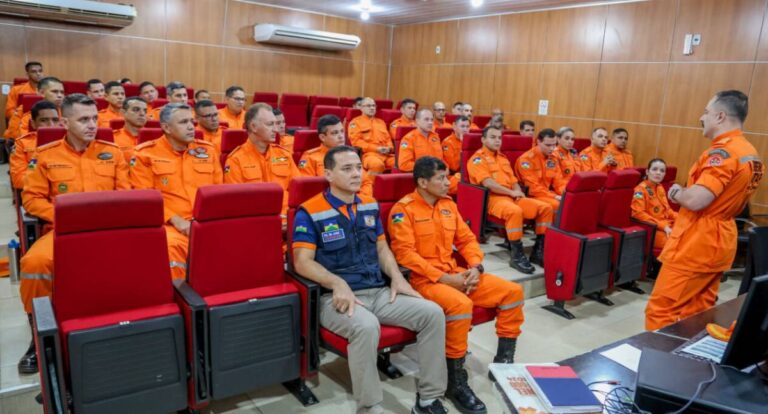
[
  {"x1": 18, "y1": 313, "x2": 38, "y2": 374},
  {"x1": 509, "y1": 241, "x2": 534, "y2": 274},
  {"x1": 529, "y1": 235, "x2": 545, "y2": 267},
  {"x1": 446, "y1": 357, "x2": 487, "y2": 414},
  {"x1": 412, "y1": 393, "x2": 448, "y2": 414},
  {"x1": 489, "y1": 337, "x2": 517, "y2": 381}
]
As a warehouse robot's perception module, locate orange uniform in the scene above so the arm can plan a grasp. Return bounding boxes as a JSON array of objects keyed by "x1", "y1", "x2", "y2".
[
  {"x1": 113, "y1": 127, "x2": 139, "y2": 162},
  {"x1": 218, "y1": 107, "x2": 245, "y2": 129},
  {"x1": 348, "y1": 115, "x2": 395, "y2": 174},
  {"x1": 398, "y1": 129, "x2": 459, "y2": 193},
  {"x1": 4, "y1": 81, "x2": 35, "y2": 119},
  {"x1": 4, "y1": 106, "x2": 26, "y2": 140},
  {"x1": 578, "y1": 145, "x2": 613, "y2": 173},
  {"x1": 605, "y1": 143, "x2": 634, "y2": 169},
  {"x1": 553, "y1": 146, "x2": 581, "y2": 181},
  {"x1": 645, "y1": 129, "x2": 764, "y2": 330},
  {"x1": 130, "y1": 137, "x2": 222, "y2": 280},
  {"x1": 515, "y1": 147, "x2": 567, "y2": 210},
  {"x1": 148, "y1": 105, "x2": 162, "y2": 120},
  {"x1": 19, "y1": 138, "x2": 130, "y2": 313},
  {"x1": 224, "y1": 140, "x2": 299, "y2": 219},
  {"x1": 97, "y1": 106, "x2": 123, "y2": 128},
  {"x1": 433, "y1": 119, "x2": 451, "y2": 130},
  {"x1": 389, "y1": 115, "x2": 416, "y2": 139},
  {"x1": 10, "y1": 132, "x2": 38, "y2": 189},
  {"x1": 631, "y1": 179, "x2": 677, "y2": 250},
  {"x1": 469, "y1": 122, "x2": 480, "y2": 130},
  {"x1": 297, "y1": 145, "x2": 373, "y2": 196},
  {"x1": 196, "y1": 126, "x2": 225, "y2": 153},
  {"x1": 388, "y1": 191, "x2": 524, "y2": 358},
  {"x1": 467, "y1": 147, "x2": 553, "y2": 241},
  {"x1": 442, "y1": 133, "x2": 462, "y2": 173},
  {"x1": 280, "y1": 134, "x2": 295, "y2": 153}
]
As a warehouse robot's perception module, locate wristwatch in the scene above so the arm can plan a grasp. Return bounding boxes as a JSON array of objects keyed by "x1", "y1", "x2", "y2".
[{"x1": 472, "y1": 264, "x2": 484, "y2": 274}]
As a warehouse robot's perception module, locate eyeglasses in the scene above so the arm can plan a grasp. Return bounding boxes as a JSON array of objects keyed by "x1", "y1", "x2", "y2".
[
  {"x1": 229, "y1": 97, "x2": 246, "y2": 102},
  {"x1": 434, "y1": 108, "x2": 446, "y2": 112},
  {"x1": 198, "y1": 113, "x2": 218, "y2": 119}
]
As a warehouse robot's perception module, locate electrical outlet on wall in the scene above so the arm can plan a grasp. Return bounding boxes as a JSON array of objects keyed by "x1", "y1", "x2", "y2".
[
  {"x1": 435, "y1": 45, "x2": 441, "y2": 54},
  {"x1": 1, "y1": 84, "x2": 9, "y2": 95},
  {"x1": 538, "y1": 100, "x2": 549, "y2": 116}
]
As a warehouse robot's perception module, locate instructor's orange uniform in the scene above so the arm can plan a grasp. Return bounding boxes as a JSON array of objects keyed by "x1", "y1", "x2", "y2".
[
  {"x1": 515, "y1": 146, "x2": 567, "y2": 210},
  {"x1": 10, "y1": 131, "x2": 39, "y2": 189},
  {"x1": 441, "y1": 134, "x2": 462, "y2": 173},
  {"x1": 645, "y1": 129, "x2": 764, "y2": 330},
  {"x1": 5, "y1": 81, "x2": 35, "y2": 119},
  {"x1": 298, "y1": 145, "x2": 373, "y2": 196},
  {"x1": 130, "y1": 137, "x2": 222, "y2": 280},
  {"x1": 467, "y1": 147, "x2": 553, "y2": 241},
  {"x1": 578, "y1": 145, "x2": 613, "y2": 173},
  {"x1": 218, "y1": 107, "x2": 245, "y2": 129},
  {"x1": 348, "y1": 115, "x2": 395, "y2": 173},
  {"x1": 631, "y1": 179, "x2": 677, "y2": 250},
  {"x1": 97, "y1": 106, "x2": 123, "y2": 128},
  {"x1": 388, "y1": 191, "x2": 524, "y2": 358},
  {"x1": 389, "y1": 115, "x2": 416, "y2": 139},
  {"x1": 113, "y1": 127, "x2": 139, "y2": 161},
  {"x1": 605, "y1": 143, "x2": 634, "y2": 170},
  {"x1": 397, "y1": 129, "x2": 458, "y2": 193},
  {"x1": 553, "y1": 146, "x2": 581, "y2": 181},
  {"x1": 20, "y1": 138, "x2": 130, "y2": 313}
]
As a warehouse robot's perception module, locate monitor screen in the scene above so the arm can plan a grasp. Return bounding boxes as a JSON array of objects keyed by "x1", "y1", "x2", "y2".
[{"x1": 721, "y1": 274, "x2": 768, "y2": 369}]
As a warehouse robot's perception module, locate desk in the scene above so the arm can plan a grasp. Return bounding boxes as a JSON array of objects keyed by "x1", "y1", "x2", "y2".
[{"x1": 658, "y1": 295, "x2": 744, "y2": 340}]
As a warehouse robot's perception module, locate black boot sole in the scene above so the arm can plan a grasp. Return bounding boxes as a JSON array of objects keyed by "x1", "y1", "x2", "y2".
[
  {"x1": 18, "y1": 364, "x2": 38, "y2": 374},
  {"x1": 510, "y1": 262, "x2": 535, "y2": 274},
  {"x1": 447, "y1": 394, "x2": 487, "y2": 414}
]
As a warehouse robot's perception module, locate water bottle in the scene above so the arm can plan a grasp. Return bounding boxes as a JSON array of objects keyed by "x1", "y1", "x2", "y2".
[{"x1": 8, "y1": 239, "x2": 20, "y2": 284}]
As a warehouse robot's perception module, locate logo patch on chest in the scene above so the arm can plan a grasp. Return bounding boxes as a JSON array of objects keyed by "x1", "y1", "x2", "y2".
[
  {"x1": 58, "y1": 183, "x2": 68, "y2": 193},
  {"x1": 364, "y1": 215, "x2": 376, "y2": 227},
  {"x1": 546, "y1": 160, "x2": 556, "y2": 169},
  {"x1": 321, "y1": 229, "x2": 345, "y2": 243},
  {"x1": 521, "y1": 161, "x2": 531, "y2": 169},
  {"x1": 97, "y1": 152, "x2": 113, "y2": 160}
]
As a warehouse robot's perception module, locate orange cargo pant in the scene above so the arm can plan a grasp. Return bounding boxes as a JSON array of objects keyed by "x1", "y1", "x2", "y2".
[
  {"x1": 19, "y1": 231, "x2": 54, "y2": 314},
  {"x1": 644, "y1": 265, "x2": 721, "y2": 331},
  {"x1": 653, "y1": 229, "x2": 668, "y2": 250},
  {"x1": 413, "y1": 272, "x2": 524, "y2": 359},
  {"x1": 532, "y1": 195, "x2": 560, "y2": 211},
  {"x1": 362, "y1": 152, "x2": 395, "y2": 174},
  {"x1": 487, "y1": 194, "x2": 553, "y2": 241},
  {"x1": 165, "y1": 225, "x2": 189, "y2": 280}
]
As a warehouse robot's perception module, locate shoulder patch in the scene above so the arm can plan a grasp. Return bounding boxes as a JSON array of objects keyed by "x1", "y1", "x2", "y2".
[
  {"x1": 349, "y1": 122, "x2": 356, "y2": 129},
  {"x1": 520, "y1": 161, "x2": 531, "y2": 169},
  {"x1": 706, "y1": 155, "x2": 724, "y2": 167},
  {"x1": 633, "y1": 191, "x2": 644, "y2": 199},
  {"x1": 391, "y1": 212, "x2": 405, "y2": 224},
  {"x1": 400, "y1": 141, "x2": 408, "y2": 148},
  {"x1": 708, "y1": 148, "x2": 730, "y2": 159},
  {"x1": 298, "y1": 159, "x2": 308, "y2": 168},
  {"x1": 472, "y1": 156, "x2": 482, "y2": 165}
]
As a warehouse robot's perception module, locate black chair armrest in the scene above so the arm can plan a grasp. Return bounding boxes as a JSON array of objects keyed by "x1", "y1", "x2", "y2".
[
  {"x1": 32, "y1": 296, "x2": 68, "y2": 414},
  {"x1": 286, "y1": 270, "x2": 320, "y2": 375},
  {"x1": 172, "y1": 279, "x2": 210, "y2": 406}
]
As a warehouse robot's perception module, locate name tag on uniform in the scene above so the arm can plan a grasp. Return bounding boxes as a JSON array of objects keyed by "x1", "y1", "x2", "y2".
[{"x1": 322, "y1": 229, "x2": 345, "y2": 243}]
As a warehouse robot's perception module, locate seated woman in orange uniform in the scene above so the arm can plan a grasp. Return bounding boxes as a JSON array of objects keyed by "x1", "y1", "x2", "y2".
[{"x1": 631, "y1": 158, "x2": 677, "y2": 250}]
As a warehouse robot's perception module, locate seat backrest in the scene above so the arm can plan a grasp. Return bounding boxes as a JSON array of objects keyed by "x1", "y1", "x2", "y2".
[
  {"x1": 395, "y1": 125, "x2": 416, "y2": 142},
  {"x1": 373, "y1": 174, "x2": 414, "y2": 239},
  {"x1": 599, "y1": 169, "x2": 642, "y2": 228},
  {"x1": 214, "y1": 102, "x2": 227, "y2": 109},
  {"x1": 138, "y1": 127, "x2": 164, "y2": 144},
  {"x1": 152, "y1": 98, "x2": 168, "y2": 109},
  {"x1": 504, "y1": 129, "x2": 520, "y2": 135},
  {"x1": 188, "y1": 183, "x2": 285, "y2": 297},
  {"x1": 436, "y1": 127, "x2": 453, "y2": 140},
  {"x1": 94, "y1": 98, "x2": 109, "y2": 111},
  {"x1": 156, "y1": 85, "x2": 167, "y2": 98},
  {"x1": 374, "y1": 98, "x2": 393, "y2": 110},
  {"x1": 628, "y1": 166, "x2": 646, "y2": 180},
  {"x1": 109, "y1": 119, "x2": 125, "y2": 130},
  {"x1": 377, "y1": 109, "x2": 401, "y2": 127},
  {"x1": 573, "y1": 138, "x2": 591, "y2": 153},
  {"x1": 122, "y1": 83, "x2": 140, "y2": 97},
  {"x1": 460, "y1": 132, "x2": 483, "y2": 181},
  {"x1": 62, "y1": 80, "x2": 88, "y2": 95},
  {"x1": 220, "y1": 129, "x2": 248, "y2": 164},
  {"x1": 344, "y1": 108, "x2": 362, "y2": 125},
  {"x1": 473, "y1": 115, "x2": 491, "y2": 129},
  {"x1": 292, "y1": 130, "x2": 321, "y2": 165},
  {"x1": 286, "y1": 177, "x2": 329, "y2": 267},
  {"x1": 21, "y1": 94, "x2": 43, "y2": 113},
  {"x1": 252, "y1": 92, "x2": 279, "y2": 108},
  {"x1": 96, "y1": 128, "x2": 114, "y2": 142},
  {"x1": 309, "y1": 96, "x2": 340, "y2": 114},
  {"x1": 145, "y1": 120, "x2": 161, "y2": 128},
  {"x1": 53, "y1": 190, "x2": 171, "y2": 323},
  {"x1": 501, "y1": 135, "x2": 531, "y2": 167},
  {"x1": 446, "y1": 114, "x2": 458, "y2": 124},
  {"x1": 279, "y1": 93, "x2": 309, "y2": 127},
  {"x1": 556, "y1": 172, "x2": 607, "y2": 234},
  {"x1": 13, "y1": 77, "x2": 27, "y2": 85},
  {"x1": 310, "y1": 105, "x2": 345, "y2": 129},
  {"x1": 36, "y1": 127, "x2": 67, "y2": 146},
  {"x1": 339, "y1": 97, "x2": 356, "y2": 108}
]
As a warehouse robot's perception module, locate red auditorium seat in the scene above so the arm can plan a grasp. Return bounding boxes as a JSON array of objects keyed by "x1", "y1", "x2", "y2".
[
  {"x1": 543, "y1": 172, "x2": 614, "y2": 319},
  {"x1": 176, "y1": 183, "x2": 318, "y2": 405},
  {"x1": 292, "y1": 130, "x2": 320, "y2": 165},
  {"x1": 279, "y1": 93, "x2": 309, "y2": 129},
  {"x1": 504, "y1": 130, "x2": 520, "y2": 135},
  {"x1": 473, "y1": 115, "x2": 491, "y2": 129},
  {"x1": 436, "y1": 127, "x2": 453, "y2": 140},
  {"x1": 309, "y1": 95, "x2": 339, "y2": 114},
  {"x1": 96, "y1": 128, "x2": 114, "y2": 142},
  {"x1": 377, "y1": 109, "x2": 401, "y2": 128},
  {"x1": 33, "y1": 190, "x2": 189, "y2": 414},
  {"x1": 20, "y1": 94, "x2": 43, "y2": 113},
  {"x1": 157, "y1": 86, "x2": 166, "y2": 98},
  {"x1": 500, "y1": 135, "x2": 532, "y2": 167},
  {"x1": 94, "y1": 97, "x2": 108, "y2": 111},
  {"x1": 339, "y1": 97, "x2": 357, "y2": 108},
  {"x1": 285, "y1": 177, "x2": 417, "y2": 379},
  {"x1": 393, "y1": 125, "x2": 417, "y2": 170},
  {"x1": 455, "y1": 133, "x2": 485, "y2": 239},
  {"x1": 344, "y1": 108, "x2": 362, "y2": 126},
  {"x1": 62, "y1": 80, "x2": 88, "y2": 95},
  {"x1": 109, "y1": 119, "x2": 125, "y2": 130},
  {"x1": 573, "y1": 138, "x2": 591, "y2": 153},
  {"x1": 446, "y1": 114, "x2": 458, "y2": 124},
  {"x1": 151, "y1": 98, "x2": 168, "y2": 109},
  {"x1": 13, "y1": 77, "x2": 27, "y2": 85},
  {"x1": 35, "y1": 127, "x2": 66, "y2": 147},
  {"x1": 374, "y1": 98, "x2": 393, "y2": 110},
  {"x1": 138, "y1": 127, "x2": 164, "y2": 144},
  {"x1": 214, "y1": 102, "x2": 226, "y2": 109},
  {"x1": 252, "y1": 92, "x2": 279, "y2": 108},
  {"x1": 122, "y1": 83, "x2": 140, "y2": 97},
  {"x1": 220, "y1": 129, "x2": 247, "y2": 166},
  {"x1": 309, "y1": 105, "x2": 344, "y2": 129}
]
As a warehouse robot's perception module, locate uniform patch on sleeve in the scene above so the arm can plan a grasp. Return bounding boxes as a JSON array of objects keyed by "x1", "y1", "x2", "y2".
[
  {"x1": 443, "y1": 145, "x2": 449, "y2": 151},
  {"x1": 708, "y1": 148, "x2": 730, "y2": 159},
  {"x1": 224, "y1": 164, "x2": 230, "y2": 174},
  {"x1": 472, "y1": 157, "x2": 482, "y2": 165},
  {"x1": 349, "y1": 122, "x2": 356, "y2": 129},
  {"x1": 633, "y1": 191, "x2": 644, "y2": 199},
  {"x1": 400, "y1": 141, "x2": 408, "y2": 148},
  {"x1": 298, "y1": 159, "x2": 308, "y2": 168},
  {"x1": 580, "y1": 154, "x2": 589, "y2": 161},
  {"x1": 521, "y1": 161, "x2": 531, "y2": 169},
  {"x1": 295, "y1": 225, "x2": 308, "y2": 233},
  {"x1": 27, "y1": 159, "x2": 37, "y2": 170},
  {"x1": 391, "y1": 212, "x2": 405, "y2": 224},
  {"x1": 129, "y1": 157, "x2": 136, "y2": 167}
]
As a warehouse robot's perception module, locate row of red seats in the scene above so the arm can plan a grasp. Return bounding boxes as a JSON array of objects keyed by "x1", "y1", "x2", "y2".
[{"x1": 13, "y1": 77, "x2": 193, "y2": 101}]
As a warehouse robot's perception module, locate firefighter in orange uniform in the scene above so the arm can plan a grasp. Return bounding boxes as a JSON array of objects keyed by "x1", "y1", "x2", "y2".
[
  {"x1": 139, "y1": 81, "x2": 160, "y2": 118},
  {"x1": 5, "y1": 77, "x2": 65, "y2": 140},
  {"x1": 467, "y1": 126, "x2": 553, "y2": 272},
  {"x1": 389, "y1": 156, "x2": 524, "y2": 414},
  {"x1": 148, "y1": 81, "x2": 187, "y2": 121},
  {"x1": 515, "y1": 128, "x2": 567, "y2": 211},
  {"x1": 398, "y1": 109, "x2": 459, "y2": 193},
  {"x1": 432, "y1": 101, "x2": 451, "y2": 130},
  {"x1": 389, "y1": 98, "x2": 417, "y2": 138},
  {"x1": 553, "y1": 127, "x2": 581, "y2": 181},
  {"x1": 113, "y1": 97, "x2": 147, "y2": 162},
  {"x1": 605, "y1": 128, "x2": 634, "y2": 169},
  {"x1": 97, "y1": 81, "x2": 125, "y2": 128},
  {"x1": 10, "y1": 101, "x2": 61, "y2": 190},
  {"x1": 4, "y1": 62, "x2": 43, "y2": 119},
  {"x1": 130, "y1": 103, "x2": 222, "y2": 280},
  {"x1": 442, "y1": 115, "x2": 470, "y2": 174},
  {"x1": 298, "y1": 114, "x2": 373, "y2": 196},
  {"x1": 348, "y1": 97, "x2": 395, "y2": 174},
  {"x1": 194, "y1": 100, "x2": 225, "y2": 152},
  {"x1": 218, "y1": 86, "x2": 246, "y2": 129},
  {"x1": 631, "y1": 158, "x2": 677, "y2": 251},
  {"x1": 273, "y1": 108, "x2": 295, "y2": 152},
  {"x1": 579, "y1": 127, "x2": 616, "y2": 172},
  {"x1": 18, "y1": 94, "x2": 130, "y2": 374},
  {"x1": 86, "y1": 79, "x2": 105, "y2": 99},
  {"x1": 645, "y1": 90, "x2": 764, "y2": 331},
  {"x1": 224, "y1": 103, "x2": 299, "y2": 224}
]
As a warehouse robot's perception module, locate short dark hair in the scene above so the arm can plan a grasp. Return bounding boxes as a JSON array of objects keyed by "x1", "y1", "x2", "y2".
[
  {"x1": 413, "y1": 156, "x2": 447, "y2": 184},
  {"x1": 194, "y1": 99, "x2": 216, "y2": 113},
  {"x1": 317, "y1": 114, "x2": 342, "y2": 135},
  {"x1": 612, "y1": 128, "x2": 628, "y2": 136},
  {"x1": 166, "y1": 81, "x2": 186, "y2": 96},
  {"x1": 452, "y1": 101, "x2": 463, "y2": 108},
  {"x1": 31, "y1": 100, "x2": 57, "y2": 120},
  {"x1": 104, "y1": 81, "x2": 123, "y2": 94},
  {"x1": 453, "y1": 115, "x2": 470, "y2": 124},
  {"x1": 86, "y1": 79, "x2": 103, "y2": 89},
  {"x1": 272, "y1": 108, "x2": 284, "y2": 116},
  {"x1": 25, "y1": 61, "x2": 42, "y2": 71},
  {"x1": 400, "y1": 98, "x2": 417, "y2": 108},
  {"x1": 37, "y1": 76, "x2": 62, "y2": 91},
  {"x1": 61, "y1": 94, "x2": 96, "y2": 117},
  {"x1": 120, "y1": 78, "x2": 132, "y2": 84},
  {"x1": 353, "y1": 97, "x2": 364, "y2": 106},
  {"x1": 123, "y1": 96, "x2": 146, "y2": 110},
  {"x1": 482, "y1": 125, "x2": 501, "y2": 138},
  {"x1": 244, "y1": 103, "x2": 273, "y2": 129},
  {"x1": 714, "y1": 90, "x2": 748, "y2": 123},
  {"x1": 647, "y1": 158, "x2": 667, "y2": 170},
  {"x1": 194, "y1": 89, "x2": 209, "y2": 100},
  {"x1": 139, "y1": 81, "x2": 155, "y2": 92},
  {"x1": 324, "y1": 145, "x2": 358, "y2": 171},
  {"x1": 225, "y1": 86, "x2": 245, "y2": 98},
  {"x1": 519, "y1": 120, "x2": 535, "y2": 130},
  {"x1": 537, "y1": 128, "x2": 556, "y2": 141}
]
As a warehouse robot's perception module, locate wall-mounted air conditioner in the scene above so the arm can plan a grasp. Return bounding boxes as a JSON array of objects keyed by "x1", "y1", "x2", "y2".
[
  {"x1": 253, "y1": 24, "x2": 361, "y2": 51},
  {"x1": 0, "y1": 0, "x2": 136, "y2": 28}
]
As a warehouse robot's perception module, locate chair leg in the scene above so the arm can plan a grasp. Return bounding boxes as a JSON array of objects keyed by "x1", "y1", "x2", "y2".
[
  {"x1": 542, "y1": 301, "x2": 575, "y2": 320},
  {"x1": 585, "y1": 291, "x2": 614, "y2": 306},
  {"x1": 284, "y1": 378, "x2": 319, "y2": 406},
  {"x1": 619, "y1": 281, "x2": 645, "y2": 295},
  {"x1": 377, "y1": 352, "x2": 403, "y2": 379}
]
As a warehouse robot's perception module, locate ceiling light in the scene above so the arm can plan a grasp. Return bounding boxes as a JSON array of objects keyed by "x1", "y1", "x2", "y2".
[
  {"x1": 361, "y1": 11, "x2": 370, "y2": 20},
  {"x1": 470, "y1": 0, "x2": 484, "y2": 7},
  {"x1": 360, "y1": 0, "x2": 372, "y2": 10}
]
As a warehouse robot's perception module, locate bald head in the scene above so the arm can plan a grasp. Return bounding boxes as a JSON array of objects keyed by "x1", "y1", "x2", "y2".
[
  {"x1": 432, "y1": 101, "x2": 446, "y2": 122},
  {"x1": 415, "y1": 108, "x2": 433, "y2": 133}
]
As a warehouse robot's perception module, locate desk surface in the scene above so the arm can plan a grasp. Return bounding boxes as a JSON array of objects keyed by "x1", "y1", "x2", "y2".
[{"x1": 657, "y1": 295, "x2": 744, "y2": 340}]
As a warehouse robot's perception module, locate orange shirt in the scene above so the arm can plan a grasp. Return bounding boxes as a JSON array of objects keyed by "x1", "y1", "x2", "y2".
[
  {"x1": 224, "y1": 140, "x2": 299, "y2": 217},
  {"x1": 388, "y1": 190, "x2": 483, "y2": 284},
  {"x1": 433, "y1": 119, "x2": 451, "y2": 131},
  {"x1": 298, "y1": 145, "x2": 373, "y2": 196},
  {"x1": 280, "y1": 134, "x2": 295, "y2": 153},
  {"x1": 113, "y1": 127, "x2": 140, "y2": 161},
  {"x1": 218, "y1": 107, "x2": 245, "y2": 129},
  {"x1": 148, "y1": 106, "x2": 162, "y2": 120},
  {"x1": 553, "y1": 146, "x2": 581, "y2": 181},
  {"x1": 605, "y1": 142, "x2": 634, "y2": 169},
  {"x1": 515, "y1": 146, "x2": 567, "y2": 198},
  {"x1": 97, "y1": 106, "x2": 123, "y2": 128},
  {"x1": 469, "y1": 122, "x2": 480, "y2": 130},
  {"x1": 442, "y1": 133, "x2": 462, "y2": 173},
  {"x1": 467, "y1": 146, "x2": 518, "y2": 189},
  {"x1": 10, "y1": 132, "x2": 38, "y2": 189},
  {"x1": 397, "y1": 129, "x2": 444, "y2": 172},
  {"x1": 196, "y1": 126, "x2": 225, "y2": 153},
  {"x1": 130, "y1": 137, "x2": 222, "y2": 222},
  {"x1": 659, "y1": 129, "x2": 764, "y2": 272},
  {"x1": 4, "y1": 106, "x2": 25, "y2": 139},
  {"x1": 348, "y1": 115, "x2": 393, "y2": 154},
  {"x1": 389, "y1": 115, "x2": 416, "y2": 139},
  {"x1": 631, "y1": 179, "x2": 677, "y2": 230},
  {"x1": 5, "y1": 81, "x2": 35, "y2": 119},
  {"x1": 23, "y1": 138, "x2": 130, "y2": 223},
  {"x1": 578, "y1": 145, "x2": 612, "y2": 173}
]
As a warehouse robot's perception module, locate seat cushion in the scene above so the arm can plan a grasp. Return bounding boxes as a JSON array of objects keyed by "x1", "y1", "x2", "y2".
[
  {"x1": 204, "y1": 282, "x2": 299, "y2": 308},
  {"x1": 321, "y1": 325, "x2": 417, "y2": 355},
  {"x1": 472, "y1": 306, "x2": 497, "y2": 325},
  {"x1": 60, "y1": 303, "x2": 180, "y2": 337}
]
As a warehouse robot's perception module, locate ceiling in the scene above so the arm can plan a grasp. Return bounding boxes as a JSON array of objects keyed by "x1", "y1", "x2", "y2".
[{"x1": 248, "y1": 0, "x2": 644, "y2": 25}]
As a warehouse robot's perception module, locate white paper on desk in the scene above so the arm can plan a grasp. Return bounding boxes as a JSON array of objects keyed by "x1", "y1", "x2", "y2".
[{"x1": 599, "y1": 344, "x2": 642, "y2": 372}]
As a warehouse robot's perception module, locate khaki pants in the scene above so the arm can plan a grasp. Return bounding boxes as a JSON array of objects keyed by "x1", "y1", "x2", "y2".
[{"x1": 320, "y1": 287, "x2": 447, "y2": 414}]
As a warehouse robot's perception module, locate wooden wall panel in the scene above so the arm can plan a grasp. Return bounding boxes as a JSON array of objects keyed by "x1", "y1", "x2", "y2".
[
  {"x1": 656, "y1": 127, "x2": 710, "y2": 184},
  {"x1": 445, "y1": 65, "x2": 496, "y2": 113},
  {"x1": 166, "y1": 0, "x2": 226, "y2": 44},
  {"x1": 392, "y1": 21, "x2": 458, "y2": 64},
  {"x1": 758, "y1": 8, "x2": 768, "y2": 61},
  {"x1": 101, "y1": 0, "x2": 167, "y2": 39},
  {"x1": 362, "y1": 23, "x2": 392, "y2": 65},
  {"x1": 602, "y1": 0, "x2": 677, "y2": 62},
  {"x1": 496, "y1": 13, "x2": 548, "y2": 63},
  {"x1": 321, "y1": 60, "x2": 363, "y2": 98},
  {"x1": 165, "y1": 43, "x2": 224, "y2": 93},
  {"x1": 671, "y1": 0, "x2": 765, "y2": 61},
  {"x1": 745, "y1": 64, "x2": 768, "y2": 133},
  {"x1": 543, "y1": 6, "x2": 607, "y2": 62},
  {"x1": 324, "y1": 17, "x2": 365, "y2": 63},
  {"x1": 456, "y1": 16, "x2": 499, "y2": 64},
  {"x1": 594, "y1": 63, "x2": 667, "y2": 124},
  {"x1": 491, "y1": 64, "x2": 542, "y2": 114},
  {"x1": 363, "y1": 63, "x2": 389, "y2": 98},
  {"x1": 539, "y1": 64, "x2": 600, "y2": 118},
  {"x1": 0, "y1": 25, "x2": 26, "y2": 85}
]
